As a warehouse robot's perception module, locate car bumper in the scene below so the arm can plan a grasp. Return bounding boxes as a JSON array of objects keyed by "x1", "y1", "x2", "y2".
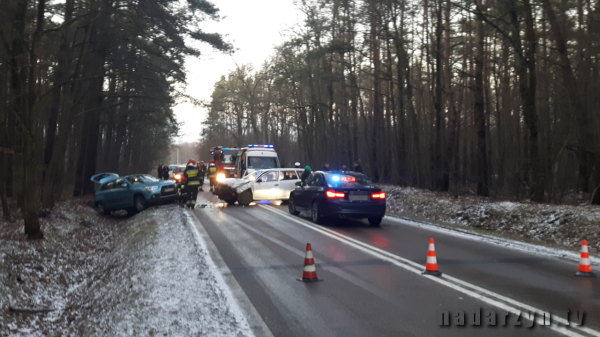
[
  {"x1": 320, "y1": 202, "x2": 386, "y2": 219},
  {"x1": 147, "y1": 185, "x2": 178, "y2": 205}
]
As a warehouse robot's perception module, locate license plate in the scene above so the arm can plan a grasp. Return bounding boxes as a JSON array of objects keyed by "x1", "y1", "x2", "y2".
[
  {"x1": 164, "y1": 188, "x2": 174, "y2": 192},
  {"x1": 349, "y1": 195, "x2": 368, "y2": 201}
]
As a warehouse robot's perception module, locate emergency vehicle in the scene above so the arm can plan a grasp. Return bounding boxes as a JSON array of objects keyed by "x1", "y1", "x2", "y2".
[
  {"x1": 234, "y1": 144, "x2": 280, "y2": 178},
  {"x1": 210, "y1": 146, "x2": 240, "y2": 179}
]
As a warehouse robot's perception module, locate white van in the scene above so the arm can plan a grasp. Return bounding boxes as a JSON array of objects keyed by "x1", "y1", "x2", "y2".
[{"x1": 234, "y1": 145, "x2": 280, "y2": 178}]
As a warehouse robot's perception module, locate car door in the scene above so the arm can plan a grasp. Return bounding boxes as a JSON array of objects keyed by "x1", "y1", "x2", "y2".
[
  {"x1": 112, "y1": 178, "x2": 133, "y2": 209},
  {"x1": 305, "y1": 174, "x2": 325, "y2": 206},
  {"x1": 278, "y1": 170, "x2": 300, "y2": 199},
  {"x1": 294, "y1": 173, "x2": 315, "y2": 208},
  {"x1": 100, "y1": 181, "x2": 117, "y2": 208},
  {"x1": 252, "y1": 171, "x2": 280, "y2": 199}
]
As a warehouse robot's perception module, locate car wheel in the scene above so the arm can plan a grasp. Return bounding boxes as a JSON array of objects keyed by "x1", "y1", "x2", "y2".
[
  {"x1": 288, "y1": 196, "x2": 300, "y2": 215},
  {"x1": 97, "y1": 202, "x2": 110, "y2": 215},
  {"x1": 368, "y1": 217, "x2": 383, "y2": 227},
  {"x1": 223, "y1": 196, "x2": 237, "y2": 205},
  {"x1": 311, "y1": 201, "x2": 323, "y2": 224},
  {"x1": 237, "y1": 189, "x2": 253, "y2": 206},
  {"x1": 134, "y1": 195, "x2": 147, "y2": 213}
]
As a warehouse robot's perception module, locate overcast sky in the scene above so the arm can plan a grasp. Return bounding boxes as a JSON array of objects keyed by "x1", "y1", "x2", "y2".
[{"x1": 173, "y1": 0, "x2": 304, "y2": 144}]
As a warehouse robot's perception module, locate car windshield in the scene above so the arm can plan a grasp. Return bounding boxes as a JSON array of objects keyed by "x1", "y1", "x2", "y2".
[
  {"x1": 244, "y1": 170, "x2": 262, "y2": 182},
  {"x1": 324, "y1": 173, "x2": 375, "y2": 188},
  {"x1": 221, "y1": 150, "x2": 237, "y2": 164},
  {"x1": 248, "y1": 156, "x2": 279, "y2": 169},
  {"x1": 127, "y1": 175, "x2": 160, "y2": 184}
]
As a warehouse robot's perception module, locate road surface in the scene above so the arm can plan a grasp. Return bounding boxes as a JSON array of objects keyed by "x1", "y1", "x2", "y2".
[{"x1": 191, "y1": 185, "x2": 600, "y2": 337}]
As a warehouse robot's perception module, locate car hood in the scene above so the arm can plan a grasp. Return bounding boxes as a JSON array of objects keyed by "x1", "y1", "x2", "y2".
[{"x1": 90, "y1": 172, "x2": 119, "y2": 185}]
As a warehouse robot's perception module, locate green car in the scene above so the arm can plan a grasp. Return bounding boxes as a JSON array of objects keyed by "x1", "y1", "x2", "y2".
[{"x1": 91, "y1": 173, "x2": 178, "y2": 215}]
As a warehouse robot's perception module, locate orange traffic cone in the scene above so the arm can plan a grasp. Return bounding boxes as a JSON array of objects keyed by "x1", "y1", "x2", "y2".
[
  {"x1": 297, "y1": 243, "x2": 323, "y2": 282},
  {"x1": 422, "y1": 238, "x2": 442, "y2": 277},
  {"x1": 576, "y1": 240, "x2": 596, "y2": 277}
]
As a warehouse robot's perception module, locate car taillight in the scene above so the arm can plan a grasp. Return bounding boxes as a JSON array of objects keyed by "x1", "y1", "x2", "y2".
[
  {"x1": 371, "y1": 192, "x2": 386, "y2": 199},
  {"x1": 326, "y1": 190, "x2": 345, "y2": 198}
]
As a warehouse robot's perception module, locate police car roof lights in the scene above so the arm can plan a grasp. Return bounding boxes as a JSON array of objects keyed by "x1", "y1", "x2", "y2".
[{"x1": 247, "y1": 144, "x2": 274, "y2": 148}]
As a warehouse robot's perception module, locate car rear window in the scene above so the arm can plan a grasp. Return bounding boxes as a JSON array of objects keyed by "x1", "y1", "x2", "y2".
[{"x1": 325, "y1": 173, "x2": 375, "y2": 188}]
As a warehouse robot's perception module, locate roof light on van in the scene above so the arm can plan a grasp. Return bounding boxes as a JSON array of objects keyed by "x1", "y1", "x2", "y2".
[{"x1": 247, "y1": 144, "x2": 274, "y2": 148}]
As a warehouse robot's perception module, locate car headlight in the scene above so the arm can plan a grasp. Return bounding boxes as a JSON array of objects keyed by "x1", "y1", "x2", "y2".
[
  {"x1": 174, "y1": 174, "x2": 181, "y2": 180},
  {"x1": 145, "y1": 186, "x2": 159, "y2": 191},
  {"x1": 216, "y1": 173, "x2": 226, "y2": 182}
]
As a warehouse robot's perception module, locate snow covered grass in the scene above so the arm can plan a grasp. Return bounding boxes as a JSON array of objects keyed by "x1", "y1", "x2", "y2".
[
  {"x1": 0, "y1": 199, "x2": 253, "y2": 336},
  {"x1": 381, "y1": 185, "x2": 600, "y2": 254}
]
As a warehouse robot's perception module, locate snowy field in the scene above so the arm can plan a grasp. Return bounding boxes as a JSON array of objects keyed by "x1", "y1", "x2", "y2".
[
  {"x1": 381, "y1": 185, "x2": 600, "y2": 253},
  {"x1": 0, "y1": 199, "x2": 253, "y2": 337}
]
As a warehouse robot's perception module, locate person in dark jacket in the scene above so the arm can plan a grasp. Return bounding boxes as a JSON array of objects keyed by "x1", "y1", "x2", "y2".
[
  {"x1": 301, "y1": 166, "x2": 312, "y2": 182},
  {"x1": 340, "y1": 164, "x2": 348, "y2": 172},
  {"x1": 162, "y1": 165, "x2": 170, "y2": 180},
  {"x1": 353, "y1": 162, "x2": 363, "y2": 173},
  {"x1": 320, "y1": 163, "x2": 330, "y2": 171},
  {"x1": 183, "y1": 159, "x2": 201, "y2": 208},
  {"x1": 198, "y1": 161, "x2": 207, "y2": 191},
  {"x1": 157, "y1": 164, "x2": 164, "y2": 180}
]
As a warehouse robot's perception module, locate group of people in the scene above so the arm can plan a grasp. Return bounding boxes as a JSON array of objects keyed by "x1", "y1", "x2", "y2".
[
  {"x1": 299, "y1": 161, "x2": 363, "y2": 182},
  {"x1": 156, "y1": 164, "x2": 171, "y2": 180},
  {"x1": 176, "y1": 159, "x2": 219, "y2": 209},
  {"x1": 319, "y1": 162, "x2": 362, "y2": 173}
]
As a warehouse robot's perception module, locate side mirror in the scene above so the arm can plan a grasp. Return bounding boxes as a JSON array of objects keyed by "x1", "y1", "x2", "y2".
[
  {"x1": 295, "y1": 181, "x2": 302, "y2": 186},
  {"x1": 256, "y1": 180, "x2": 262, "y2": 183},
  {"x1": 121, "y1": 183, "x2": 128, "y2": 188}
]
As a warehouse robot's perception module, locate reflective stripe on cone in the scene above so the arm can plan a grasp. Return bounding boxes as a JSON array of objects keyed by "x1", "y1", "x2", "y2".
[
  {"x1": 297, "y1": 243, "x2": 323, "y2": 282},
  {"x1": 422, "y1": 238, "x2": 442, "y2": 277},
  {"x1": 576, "y1": 240, "x2": 596, "y2": 277}
]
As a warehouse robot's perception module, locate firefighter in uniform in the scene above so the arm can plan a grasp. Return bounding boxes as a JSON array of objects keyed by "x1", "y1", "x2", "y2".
[
  {"x1": 198, "y1": 161, "x2": 207, "y2": 191},
  {"x1": 208, "y1": 161, "x2": 217, "y2": 191},
  {"x1": 183, "y1": 159, "x2": 201, "y2": 208}
]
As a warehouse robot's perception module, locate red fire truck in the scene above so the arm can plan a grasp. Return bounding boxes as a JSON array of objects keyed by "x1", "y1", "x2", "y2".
[{"x1": 210, "y1": 146, "x2": 240, "y2": 178}]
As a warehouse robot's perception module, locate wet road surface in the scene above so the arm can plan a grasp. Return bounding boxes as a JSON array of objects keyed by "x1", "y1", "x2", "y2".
[{"x1": 192, "y1": 186, "x2": 600, "y2": 337}]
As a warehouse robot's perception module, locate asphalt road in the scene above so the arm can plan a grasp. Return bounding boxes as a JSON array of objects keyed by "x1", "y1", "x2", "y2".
[{"x1": 191, "y1": 186, "x2": 600, "y2": 337}]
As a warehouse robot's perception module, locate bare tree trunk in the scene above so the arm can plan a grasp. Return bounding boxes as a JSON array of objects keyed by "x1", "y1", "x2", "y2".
[{"x1": 474, "y1": 0, "x2": 489, "y2": 197}]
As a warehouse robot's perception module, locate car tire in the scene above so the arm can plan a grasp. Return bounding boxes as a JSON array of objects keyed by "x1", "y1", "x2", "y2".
[
  {"x1": 368, "y1": 217, "x2": 383, "y2": 227},
  {"x1": 223, "y1": 197, "x2": 237, "y2": 205},
  {"x1": 134, "y1": 195, "x2": 147, "y2": 213},
  {"x1": 97, "y1": 202, "x2": 110, "y2": 215},
  {"x1": 288, "y1": 196, "x2": 300, "y2": 215},
  {"x1": 311, "y1": 201, "x2": 323, "y2": 224},
  {"x1": 237, "y1": 189, "x2": 253, "y2": 206}
]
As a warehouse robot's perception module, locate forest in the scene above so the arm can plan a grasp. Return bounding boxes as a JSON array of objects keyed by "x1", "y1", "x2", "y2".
[
  {"x1": 0, "y1": 0, "x2": 229, "y2": 238},
  {"x1": 201, "y1": 0, "x2": 600, "y2": 205}
]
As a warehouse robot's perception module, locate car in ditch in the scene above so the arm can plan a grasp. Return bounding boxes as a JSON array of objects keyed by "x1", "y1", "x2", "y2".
[
  {"x1": 214, "y1": 168, "x2": 304, "y2": 205},
  {"x1": 288, "y1": 171, "x2": 386, "y2": 226},
  {"x1": 91, "y1": 173, "x2": 178, "y2": 215}
]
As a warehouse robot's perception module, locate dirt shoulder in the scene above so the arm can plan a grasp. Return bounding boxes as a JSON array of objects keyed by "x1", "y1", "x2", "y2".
[
  {"x1": 381, "y1": 185, "x2": 600, "y2": 254},
  {"x1": 0, "y1": 199, "x2": 252, "y2": 337}
]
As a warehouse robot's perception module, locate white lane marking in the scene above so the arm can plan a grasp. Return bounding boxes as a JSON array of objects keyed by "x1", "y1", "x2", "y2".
[
  {"x1": 260, "y1": 205, "x2": 599, "y2": 337},
  {"x1": 384, "y1": 215, "x2": 597, "y2": 265}
]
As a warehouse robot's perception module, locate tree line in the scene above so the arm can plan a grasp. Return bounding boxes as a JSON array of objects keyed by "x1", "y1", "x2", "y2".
[
  {"x1": 0, "y1": 0, "x2": 229, "y2": 238},
  {"x1": 202, "y1": 0, "x2": 600, "y2": 205}
]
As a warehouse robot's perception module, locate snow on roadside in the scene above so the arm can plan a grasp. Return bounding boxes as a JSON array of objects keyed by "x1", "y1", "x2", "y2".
[
  {"x1": 0, "y1": 199, "x2": 254, "y2": 337},
  {"x1": 381, "y1": 185, "x2": 600, "y2": 254}
]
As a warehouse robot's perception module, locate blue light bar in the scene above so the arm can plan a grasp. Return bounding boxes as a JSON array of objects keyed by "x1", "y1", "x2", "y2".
[
  {"x1": 222, "y1": 148, "x2": 229, "y2": 150},
  {"x1": 331, "y1": 175, "x2": 340, "y2": 182}
]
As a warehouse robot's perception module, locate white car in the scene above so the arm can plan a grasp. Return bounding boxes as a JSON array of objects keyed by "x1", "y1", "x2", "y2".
[{"x1": 214, "y1": 168, "x2": 304, "y2": 205}]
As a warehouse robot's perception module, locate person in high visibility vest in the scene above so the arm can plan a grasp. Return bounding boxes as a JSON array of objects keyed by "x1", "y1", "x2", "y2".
[
  {"x1": 208, "y1": 160, "x2": 217, "y2": 191},
  {"x1": 183, "y1": 159, "x2": 201, "y2": 208}
]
